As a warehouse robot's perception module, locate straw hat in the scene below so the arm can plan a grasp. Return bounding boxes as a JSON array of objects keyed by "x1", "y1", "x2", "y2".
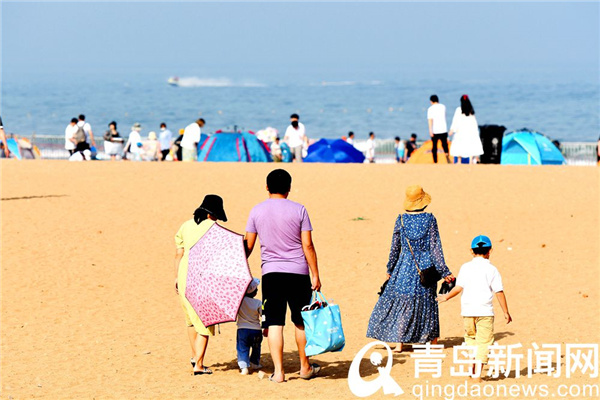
[{"x1": 404, "y1": 185, "x2": 431, "y2": 211}]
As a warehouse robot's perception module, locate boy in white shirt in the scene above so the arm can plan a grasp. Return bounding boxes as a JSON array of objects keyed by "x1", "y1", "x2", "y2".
[
  {"x1": 236, "y1": 278, "x2": 263, "y2": 375},
  {"x1": 438, "y1": 235, "x2": 512, "y2": 378}
]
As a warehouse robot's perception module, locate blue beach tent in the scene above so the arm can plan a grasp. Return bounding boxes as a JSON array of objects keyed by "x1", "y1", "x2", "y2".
[
  {"x1": 500, "y1": 130, "x2": 565, "y2": 165},
  {"x1": 197, "y1": 132, "x2": 272, "y2": 162},
  {"x1": 304, "y1": 138, "x2": 366, "y2": 163},
  {"x1": 280, "y1": 142, "x2": 293, "y2": 163}
]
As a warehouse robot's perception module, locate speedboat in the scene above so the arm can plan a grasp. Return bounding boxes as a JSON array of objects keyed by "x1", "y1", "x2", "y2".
[{"x1": 167, "y1": 76, "x2": 180, "y2": 86}]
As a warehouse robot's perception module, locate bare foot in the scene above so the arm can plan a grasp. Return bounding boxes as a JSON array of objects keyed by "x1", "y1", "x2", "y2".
[{"x1": 392, "y1": 344, "x2": 403, "y2": 353}]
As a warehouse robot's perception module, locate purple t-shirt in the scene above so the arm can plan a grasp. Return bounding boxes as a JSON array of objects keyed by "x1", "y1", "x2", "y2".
[{"x1": 246, "y1": 198, "x2": 313, "y2": 275}]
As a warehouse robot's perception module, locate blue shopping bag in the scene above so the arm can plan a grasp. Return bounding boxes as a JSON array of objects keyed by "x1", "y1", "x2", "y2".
[{"x1": 301, "y1": 291, "x2": 345, "y2": 357}]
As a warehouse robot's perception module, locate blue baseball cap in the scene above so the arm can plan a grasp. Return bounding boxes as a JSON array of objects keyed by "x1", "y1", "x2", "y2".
[{"x1": 471, "y1": 235, "x2": 492, "y2": 249}]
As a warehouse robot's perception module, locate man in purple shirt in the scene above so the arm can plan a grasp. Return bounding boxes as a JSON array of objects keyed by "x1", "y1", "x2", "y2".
[{"x1": 245, "y1": 169, "x2": 322, "y2": 383}]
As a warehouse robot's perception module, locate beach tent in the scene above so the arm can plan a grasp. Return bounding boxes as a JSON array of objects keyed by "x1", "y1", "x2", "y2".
[
  {"x1": 280, "y1": 142, "x2": 293, "y2": 163},
  {"x1": 406, "y1": 140, "x2": 454, "y2": 164},
  {"x1": 197, "y1": 132, "x2": 272, "y2": 162},
  {"x1": 501, "y1": 130, "x2": 565, "y2": 165},
  {"x1": 304, "y1": 138, "x2": 366, "y2": 163}
]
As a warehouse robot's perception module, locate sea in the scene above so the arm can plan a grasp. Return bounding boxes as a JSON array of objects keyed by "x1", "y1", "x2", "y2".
[{"x1": 1, "y1": 70, "x2": 598, "y2": 142}]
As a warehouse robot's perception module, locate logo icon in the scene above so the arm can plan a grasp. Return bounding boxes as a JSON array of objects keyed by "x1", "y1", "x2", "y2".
[{"x1": 348, "y1": 341, "x2": 404, "y2": 397}]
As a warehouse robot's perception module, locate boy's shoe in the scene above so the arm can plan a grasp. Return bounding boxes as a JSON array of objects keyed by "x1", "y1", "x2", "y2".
[
  {"x1": 250, "y1": 363, "x2": 262, "y2": 370},
  {"x1": 240, "y1": 367, "x2": 249, "y2": 375}
]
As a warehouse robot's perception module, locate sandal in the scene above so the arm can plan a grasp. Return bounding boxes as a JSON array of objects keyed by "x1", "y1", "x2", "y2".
[
  {"x1": 299, "y1": 363, "x2": 321, "y2": 380},
  {"x1": 193, "y1": 366, "x2": 213, "y2": 375},
  {"x1": 268, "y1": 373, "x2": 285, "y2": 383}
]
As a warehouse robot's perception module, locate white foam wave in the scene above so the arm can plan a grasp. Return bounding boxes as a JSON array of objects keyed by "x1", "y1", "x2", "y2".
[{"x1": 170, "y1": 77, "x2": 265, "y2": 88}]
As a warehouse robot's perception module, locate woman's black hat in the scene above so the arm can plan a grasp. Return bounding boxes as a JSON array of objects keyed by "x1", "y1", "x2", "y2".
[{"x1": 199, "y1": 194, "x2": 227, "y2": 222}]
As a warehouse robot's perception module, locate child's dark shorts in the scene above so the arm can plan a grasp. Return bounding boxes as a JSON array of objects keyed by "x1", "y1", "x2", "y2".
[{"x1": 262, "y1": 272, "x2": 312, "y2": 328}]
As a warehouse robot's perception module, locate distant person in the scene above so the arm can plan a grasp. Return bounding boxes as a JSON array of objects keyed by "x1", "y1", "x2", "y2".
[
  {"x1": 271, "y1": 136, "x2": 282, "y2": 162},
  {"x1": 366, "y1": 132, "x2": 376, "y2": 163},
  {"x1": 65, "y1": 118, "x2": 79, "y2": 156},
  {"x1": 404, "y1": 133, "x2": 418, "y2": 162},
  {"x1": 245, "y1": 169, "x2": 322, "y2": 383},
  {"x1": 173, "y1": 128, "x2": 185, "y2": 161},
  {"x1": 0, "y1": 115, "x2": 10, "y2": 158},
  {"x1": 438, "y1": 235, "x2": 512, "y2": 381},
  {"x1": 174, "y1": 195, "x2": 229, "y2": 375},
  {"x1": 181, "y1": 118, "x2": 205, "y2": 162},
  {"x1": 142, "y1": 131, "x2": 161, "y2": 161},
  {"x1": 236, "y1": 278, "x2": 263, "y2": 375},
  {"x1": 597, "y1": 135, "x2": 600, "y2": 164},
  {"x1": 347, "y1": 131, "x2": 355, "y2": 145},
  {"x1": 158, "y1": 122, "x2": 173, "y2": 161},
  {"x1": 284, "y1": 114, "x2": 306, "y2": 163},
  {"x1": 394, "y1": 136, "x2": 405, "y2": 163},
  {"x1": 427, "y1": 95, "x2": 450, "y2": 163},
  {"x1": 449, "y1": 95, "x2": 483, "y2": 164},
  {"x1": 77, "y1": 114, "x2": 96, "y2": 150},
  {"x1": 124, "y1": 122, "x2": 143, "y2": 161},
  {"x1": 103, "y1": 121, "x2": 123, "y2": 161}
]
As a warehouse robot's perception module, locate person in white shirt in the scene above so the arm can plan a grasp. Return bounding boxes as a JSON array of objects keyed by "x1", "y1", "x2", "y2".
[
  {"x1": 77, "y1": 114, "x2": 96, "y2": 149},
  {"x1": 158, "y1": 122, "x2": 173, "y2": 161},
  {"x1": 270, "y1": 136, "x2": 282, "y2": 162},
  {"x1": 438, "y1": 235, "x2": 512, "y2": 380},
  {"x1": 181, "y1": 118, "x2": 205, "y2": 162},
  {"x1": 365, "y1": 132, "x2": 376, "y2": 163},
  {"x1": 283, "y1": 114, "x2": 306, "y2": 162},
  {"x1": 346, "y1": 131, "x2": 355, "y2": 145},
  {"x1": 65, "y1": 118, "x2": 79, "y2": 155},
  {"x1": 449, "y1": 95, "x2": 484, "y2": 164},
  {"x1": 427, "y1": 95, "x2": 450, "y2": 163},
  {"x1": 236, "y1": 278, "x2": 263, "y2": 375},
  {"x1": 124, "y1": 122, "x2": 143, "y2": 161}
]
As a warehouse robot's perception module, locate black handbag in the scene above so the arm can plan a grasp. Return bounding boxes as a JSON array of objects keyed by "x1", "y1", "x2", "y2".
[{"x1": 401, "y1": 215, "x2": 442, "y2": 288}]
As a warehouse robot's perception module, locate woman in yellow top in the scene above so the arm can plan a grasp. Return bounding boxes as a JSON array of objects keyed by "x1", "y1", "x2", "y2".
[{"x1": 174, "y1": 194, "x2": 228, "y2": 375}]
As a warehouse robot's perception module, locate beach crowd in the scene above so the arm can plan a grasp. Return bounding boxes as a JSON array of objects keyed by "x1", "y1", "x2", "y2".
[
  {"x1": 52, "y1": 94, "x2": 492, "y2": 164},
  {"x1": 174, "y1": 168, "x2": 512, "y2": 383}
]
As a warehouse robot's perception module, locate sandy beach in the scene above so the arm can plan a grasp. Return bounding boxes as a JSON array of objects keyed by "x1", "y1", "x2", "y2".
[{"x1": 1, "y1": 160, "x2": 599, "y2": 399}]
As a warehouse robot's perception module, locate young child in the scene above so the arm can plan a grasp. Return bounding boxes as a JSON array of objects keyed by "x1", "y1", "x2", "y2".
[
  {"x1": 236, "y1": 278, "x2": 263, "y2": 375},
  {"x1": 438, "y1": 235, "x2": 512, "y2": 379}
]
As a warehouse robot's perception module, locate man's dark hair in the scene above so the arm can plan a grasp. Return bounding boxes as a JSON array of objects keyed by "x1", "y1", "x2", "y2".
[
  {"x1": 198, "y1": 118, "x2": 206, "y2": 124},
  {"x1": 290, "y1": 113, "x2": 299, "y2": 120},
  {"x1": 472, "y1": 246, "x2": 491, "y2": 255},
  {"x1": 348, "y1": 131, "x2": 354, "y2": 137},
  {"x1": 109, "y1": 121, "x2": 117, "y2": 128},
  {"x1": 78, "y1": 114, "x2": 85, "y2": 121},
  {"x1": 160, "y1": 122, "x2": 167, "y2": 128},
  {"x1": 369, "y1": 132, "x2": 375, "y2": 137},
  {"x1": 267, "y1": 169, "x2": 292, "y2": 195},
  {"x1": 71, "y1": 118, "x2": 78, "y2": 124},
  {"x1": 395, "y1": 136, "x2": 401, "y2": 141},
  {"x1": 430, "y1": 95, "x2": 439, "y2": 103},
  {"x1": 411, "y1": 133, "x2": 417, "y2": 139}
]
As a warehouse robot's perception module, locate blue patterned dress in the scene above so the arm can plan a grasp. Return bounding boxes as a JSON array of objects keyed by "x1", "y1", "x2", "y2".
[{"x1": 367, "y1": 212, "x2": 451, "y2": 343}]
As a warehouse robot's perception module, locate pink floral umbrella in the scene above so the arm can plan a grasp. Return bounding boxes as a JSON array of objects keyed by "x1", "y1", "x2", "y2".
[{"x1": 186, "y1": 223, "x2": 253, "y2": 327}]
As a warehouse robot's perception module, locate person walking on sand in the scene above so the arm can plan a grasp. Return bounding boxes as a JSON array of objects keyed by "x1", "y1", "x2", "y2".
[
  {"x1": 65, "y1": 118, "x2": 79, "y2": 156},
  {"x1": 367, "y1": 185, "x2": 454, "y2": 352},
  {"x1": 438, "y1": 235, "x2": 512, "y2": 380},
  {"x1": 346, "y1": 131, "x2": 355, "y2": 145},
  {"x1": 123, "y1": 122, "x2": 143, "y2": 161},
  {"x1": 159, "y1": 122, "x2": 173, "y2": 161},
  {"x1": 236, "y1": 278, "x2": 263, "y2": 375},
  {"x1": 366, "y1": 132, "x2": 376, "y2": 163},
  {"x1": 77, "y1": 114, "x2": 96, "y2": 150},
  {"x1": 449, "y1": 95, "x2": 484, "y2": 164},
  {"x1": 244, "y1": 169, "x2": 322, "y2": 383},
  {"x1": 174, "y1": 195, "x2": 228, "y2": 375},
  {"x1": 181, "y1": 118, "x2": 205, "y2": 162},
  {"x1": 427, "y1": 95, "x2": 450, "y2": 163},
  {"x1": 103, "y1": 121, "x2": 123, "y2": 160},
  {"x1": 283, "y1": 114, "x2": 306, "y2": 163}
]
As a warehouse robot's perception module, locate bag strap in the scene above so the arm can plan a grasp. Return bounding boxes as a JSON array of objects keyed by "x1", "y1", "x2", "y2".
[
  {"x1": 311, "y1": 290, "x2": 327, "y2": 303},
  {"x1": 401, "y1": 214, "x2": 421, "y2": 274}
]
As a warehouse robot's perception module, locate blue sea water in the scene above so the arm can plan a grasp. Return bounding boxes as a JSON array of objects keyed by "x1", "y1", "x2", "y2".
[{"x1": 1, "y1": 71, "x2": 598, "y2": 142}]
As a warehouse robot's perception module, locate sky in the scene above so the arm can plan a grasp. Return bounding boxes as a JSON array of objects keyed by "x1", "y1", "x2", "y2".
[{"x1": 1, "y1": 1, "x2": 599, "y2": 83}]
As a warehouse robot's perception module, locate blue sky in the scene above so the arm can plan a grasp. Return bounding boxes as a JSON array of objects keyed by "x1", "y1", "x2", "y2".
[{"x1": 2, "y1": 1, "x2": 599, "y2": 82}]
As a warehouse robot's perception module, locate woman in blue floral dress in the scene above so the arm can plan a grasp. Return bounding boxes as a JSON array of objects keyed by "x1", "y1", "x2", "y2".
[{"x1": 367, "y1": 185, "x2": 454, "y2": 351}]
